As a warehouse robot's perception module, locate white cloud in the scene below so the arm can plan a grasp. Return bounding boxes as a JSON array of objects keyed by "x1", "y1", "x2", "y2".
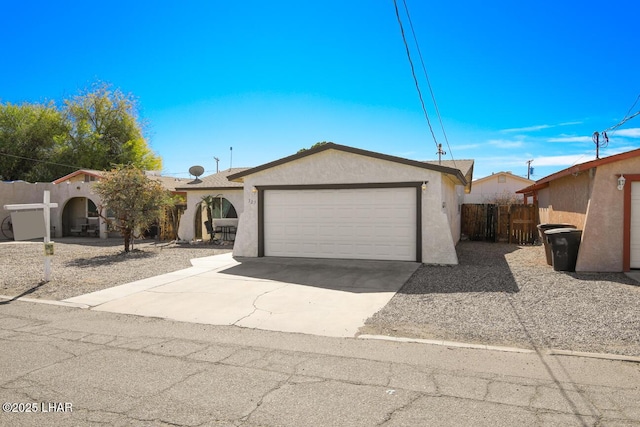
[
  {"x1": 611, "y1": 128, "x2": 640, "y2": 138},
  {"x1": 500, "y1": 124, "x2": 551, "y2": 133},
  {"x1": 559, "y1": 121, "x2": 583, "y2": 126},
  {"x1": 500, "y1": 121, "x2": 582, "y2": 134},
  {"x1": 547, "y1": 136, "x2": 592, "y2": 143},
  {"x1": 533, "y1": 154, "x2": 590, "y2": 166}
]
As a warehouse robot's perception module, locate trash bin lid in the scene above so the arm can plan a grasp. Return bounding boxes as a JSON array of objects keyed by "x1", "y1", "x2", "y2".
[
  {"x1": 544, "y1": 228, "x2": 582, "y2": 235},
  {"x1": 537, "y1": 223, "x2": 576, "y2": 230}
]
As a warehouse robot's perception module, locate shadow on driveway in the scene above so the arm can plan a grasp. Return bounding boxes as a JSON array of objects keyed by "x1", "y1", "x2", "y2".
[{"x1": 218, "y1": 256, "x2": 421, "y2": 294}]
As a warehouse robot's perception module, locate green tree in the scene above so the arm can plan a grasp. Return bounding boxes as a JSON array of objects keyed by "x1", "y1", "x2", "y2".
[
  {"x1": 0, "y1": 82, "x2": 162, "y2": 182},
  {"x1": 59, "y1": 82, "x2": 162, "y2": 172},
  {"x1": 0, "y1": 102, "x2": 68, "y2": 181},
  {"x1": 297, "y1": 141, "x2": 331, "y2": 154},
  {"x1": 93, "y1": 165, "x2": 171, "y2": 252}
]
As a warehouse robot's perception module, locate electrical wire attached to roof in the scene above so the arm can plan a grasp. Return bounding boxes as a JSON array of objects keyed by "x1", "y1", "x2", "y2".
[
  {"x1": 592, "y1": 93, "x2": 640, "y2": 159},
  {"x1": 392, "y1": 0, "x2": 439, "y2": 152},
  {"x1": 399, "y1": 0, "x2": 456, "y2": 169}
]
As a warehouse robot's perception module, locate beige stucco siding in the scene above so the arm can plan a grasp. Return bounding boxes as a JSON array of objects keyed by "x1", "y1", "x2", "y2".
[
  {"x1": 1, "y1": 181, "x2": 103, "y2": 239},
  {"x1": 178, "y1": 189, "x2": 244, "y2": 241},
  {"x1": 232, "y1": 149, "x2": 460, "y2": 264},
  {"x1": 465, "y1": 174, "x2": 532, "y2": 204},
  {"x1": 577, "y1": 164, "x2": 625, "y2": 271},
  {"x1": 536, "y1": 156, "x2": 640, "y2": 272},
  {"x1": 537, "y1": 172, "x2": 591, "y2": 229}
]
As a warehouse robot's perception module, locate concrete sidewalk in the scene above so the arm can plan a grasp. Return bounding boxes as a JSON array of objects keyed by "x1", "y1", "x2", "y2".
[{"x1": 64, "y1": 253, "x2": 420, "y2": 337}]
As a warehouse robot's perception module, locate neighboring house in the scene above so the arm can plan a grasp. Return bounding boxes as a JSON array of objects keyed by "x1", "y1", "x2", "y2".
[
  {"x1": 464, "y1": 172, "x2": 534, "y2": 204},
  {"x1": 226, "y1": 143, "x2": 473, "y2": 265},
  {"x1": 1, "y1": 169, "x2": 189, "y2": 240},
  {"x1": 518, "y1": 148, "x2": 640, "y2": 272},
  {"x1": 174, "y1": 168, "x2": 249, "y2": 242}
]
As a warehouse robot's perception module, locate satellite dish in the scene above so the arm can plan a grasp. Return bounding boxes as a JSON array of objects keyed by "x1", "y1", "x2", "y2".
[{"x1": 188, "y1": 165, "x2": 204, "y2": 183}]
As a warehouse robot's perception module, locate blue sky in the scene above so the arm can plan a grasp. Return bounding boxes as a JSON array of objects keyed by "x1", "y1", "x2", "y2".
[{"x1": 1, "y1": 0, "x2": 639, "y2": 180}]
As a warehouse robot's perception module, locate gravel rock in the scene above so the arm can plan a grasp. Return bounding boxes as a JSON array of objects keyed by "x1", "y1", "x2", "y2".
[
  {"x1": 361, "y1": 241, "x2": 640, "y2": 357},
  {"x1": 0, "y1": 237, "x2": 232, "y2": 301},
  {"x1": 3, "y1": 238, "x2": 639, "y2": 357}
]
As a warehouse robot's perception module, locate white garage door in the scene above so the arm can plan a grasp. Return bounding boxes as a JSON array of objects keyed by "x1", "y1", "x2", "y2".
[
  {"x1": 631, "y1": 182, "x2": 640, "y2": 268},
  {"x1": 263, "y1": 187, "x2": 417, "y2": 261}
]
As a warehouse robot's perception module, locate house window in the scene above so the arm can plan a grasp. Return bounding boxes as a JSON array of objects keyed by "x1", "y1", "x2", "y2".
[
  {"x1": 209, "y1": 197, "x2": 238, "y2": 218},
  {"x1": 498, "y1": 175, "x2": 506, "y2": 183},
  {"x1": 87, "y1": 200, "x2": 99, "y2": 217}
]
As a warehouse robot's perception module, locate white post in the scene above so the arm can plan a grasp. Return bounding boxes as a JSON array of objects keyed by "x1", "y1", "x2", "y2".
[
  {"x1": 43, "y1": 190, "x2": 52, "y2": 282},
  {"x1": 3, "y1": 190, "x2": 57, "y2": 283}
]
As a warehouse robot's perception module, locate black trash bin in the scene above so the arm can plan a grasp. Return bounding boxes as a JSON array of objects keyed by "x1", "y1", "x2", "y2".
[
  {"x1": 537, "y1": 223, "x2": 576, "y2": 265},
  {"x1": 544, "y1": 228, "x2": 582, "y2": 272}
]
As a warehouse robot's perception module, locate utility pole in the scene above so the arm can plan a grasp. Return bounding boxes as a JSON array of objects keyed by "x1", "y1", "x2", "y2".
[
  {"x1": 214, "y1": 157, "x2": 220, "y2": 173},
  {"x1": 230, "y1": 147, "x2": 233, "y2": 169},
  {"x1": 436, "y1": 144, "x2": 446, "y2": 165},
  {"x1": 526, "y1": 159, "x2": 534, "y2": 179},
  {"x1": 592, "y1": 131, "x2": 609, "y2": 160}
]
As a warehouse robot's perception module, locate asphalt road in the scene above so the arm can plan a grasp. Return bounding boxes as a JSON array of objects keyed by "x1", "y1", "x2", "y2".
[{"x1": 1, "y1": 300, "x2": 639, "y2": 426}]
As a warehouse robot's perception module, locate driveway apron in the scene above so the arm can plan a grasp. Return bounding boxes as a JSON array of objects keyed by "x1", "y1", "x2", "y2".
[{"x1": 64, "y1": 253, "x2": 420, "y2": 337}]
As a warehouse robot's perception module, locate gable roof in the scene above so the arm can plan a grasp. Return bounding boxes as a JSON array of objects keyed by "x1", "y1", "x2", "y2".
[
  {"x1": 473, "y1": 171, "x2": 534, "y2": 185},
  {"x1": 52, "y1": 169, "x2": 191, "y2": 192},
  {"x1": 227, "y1": 143, "x2": 471, "y2": 186},
  {"x1": 175, "y1": 168, "x2": 249, "y2": 190},
  {"x1": 148, "y1": 175, "x2": 192, "y2": 192},
  {"x1": 52, "y1": 169, "x2": 103, "y2": 184},
  {"x1": 517, "y1": 148, "x2": 640, "y2": 195},
  {"x1": 424, "y1": 159, "x2": 474, "y2": 192}
]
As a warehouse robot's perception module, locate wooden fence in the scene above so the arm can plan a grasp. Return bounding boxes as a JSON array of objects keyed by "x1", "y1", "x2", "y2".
[{"x1": 461, "y1": 204, "x2": 538, "y2": 244}]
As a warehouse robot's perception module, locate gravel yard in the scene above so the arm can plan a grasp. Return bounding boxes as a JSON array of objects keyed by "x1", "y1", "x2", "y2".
[
  {"x1": 0, "y1": 237, "x2": 232, "y2": 301},
  {"x1": 2, "y1": 238, "x2": 640, "y2": 357},
  {"x1": 361, "y1": 241, "x2": 640, "y2": 357}
]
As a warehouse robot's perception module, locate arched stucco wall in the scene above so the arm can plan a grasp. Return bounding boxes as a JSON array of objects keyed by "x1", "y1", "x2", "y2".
[
  {"x1": 178, "y1": 189, "x2": 244, "y2": 241},
  {"x1": 0, "y1": 181, "x2": 103, "y2": 240}
]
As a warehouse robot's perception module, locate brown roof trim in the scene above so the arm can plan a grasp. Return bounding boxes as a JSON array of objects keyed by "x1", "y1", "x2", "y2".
[
  {"x1": 174, "y1": 186, "x2": 244, "y2": 191},
  {"x1": 516, "y1": 181, "x2": 549, "y2": 195},
  {"x1": 227, "y1": 142, "x2": 468, "y2": 185},
  {"x1": 516, "y1": 148, "x2": 640, "y2": 194},
  {"x1": 52, "y1": 169, "x2": 104, "y2": 184},
  {"x1": 474, "y1": 172, "x2": 534, "y2": 185}
]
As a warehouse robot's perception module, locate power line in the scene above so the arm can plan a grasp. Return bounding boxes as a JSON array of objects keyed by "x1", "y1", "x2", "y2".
[
  {"x1": 400, "y1": 0, "x2": 456, "y2": 168},
  {"x1": 602, "y1": 110, "x2": 640, "y2": 133},
  {"x1": 602, "y1": 92, "x2": 640, "y2": 133},
  {"x1": 590, "y1": 93, "x2": 640, "y2": 159},
  {"x1": 621, "y1": 93, "x2": 640, "y2": 122},
  {"x1": 0, "y1": 151, "x2": 83, "y2": 171},
  {"x1": 392, "y1": 0, "x2": 439, "y2": 151}
]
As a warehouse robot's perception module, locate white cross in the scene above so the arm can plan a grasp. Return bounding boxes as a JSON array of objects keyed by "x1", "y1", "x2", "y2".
[{"x1": 4, "y1": 190, "x2": 58, "y2": 282}]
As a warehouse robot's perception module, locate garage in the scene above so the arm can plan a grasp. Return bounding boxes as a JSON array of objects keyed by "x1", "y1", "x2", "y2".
[
  {"x1": 227, "y1": 143, "x2": 472, "y2": 265},
  {"x1": 262, "y1": 186, "x2": 419, "y2": 261}
]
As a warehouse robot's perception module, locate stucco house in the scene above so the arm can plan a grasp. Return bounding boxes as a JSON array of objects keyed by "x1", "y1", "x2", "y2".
[
  {"x1": 518, "y1": 148, "x2": 640, "y2": 272},
  {"x1": 225, "y1": 143, "x2": 473, "y2": 264},
  {"x1": 1, "y1": 169, "x2": 189, "y2": 240},
  {"x1": 464, "y1": 172, "x2": 534, "y2": 204},
  {"x1": 174, "y1": 168, "x2": 248, "y2": 242}
]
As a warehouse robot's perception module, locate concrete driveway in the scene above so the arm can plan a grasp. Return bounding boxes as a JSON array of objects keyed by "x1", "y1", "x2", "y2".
[{"x1": 64, "y1": 253, "x2": 420, "y2": 337}]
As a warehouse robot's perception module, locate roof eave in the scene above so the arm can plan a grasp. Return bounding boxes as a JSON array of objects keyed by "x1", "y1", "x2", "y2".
[
  {"x1": 534, "y1": 148, "x2": 640, "y2": 186},
  {"x1": 227, "y1": 142, "x2": 470, "y2": 184}
]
